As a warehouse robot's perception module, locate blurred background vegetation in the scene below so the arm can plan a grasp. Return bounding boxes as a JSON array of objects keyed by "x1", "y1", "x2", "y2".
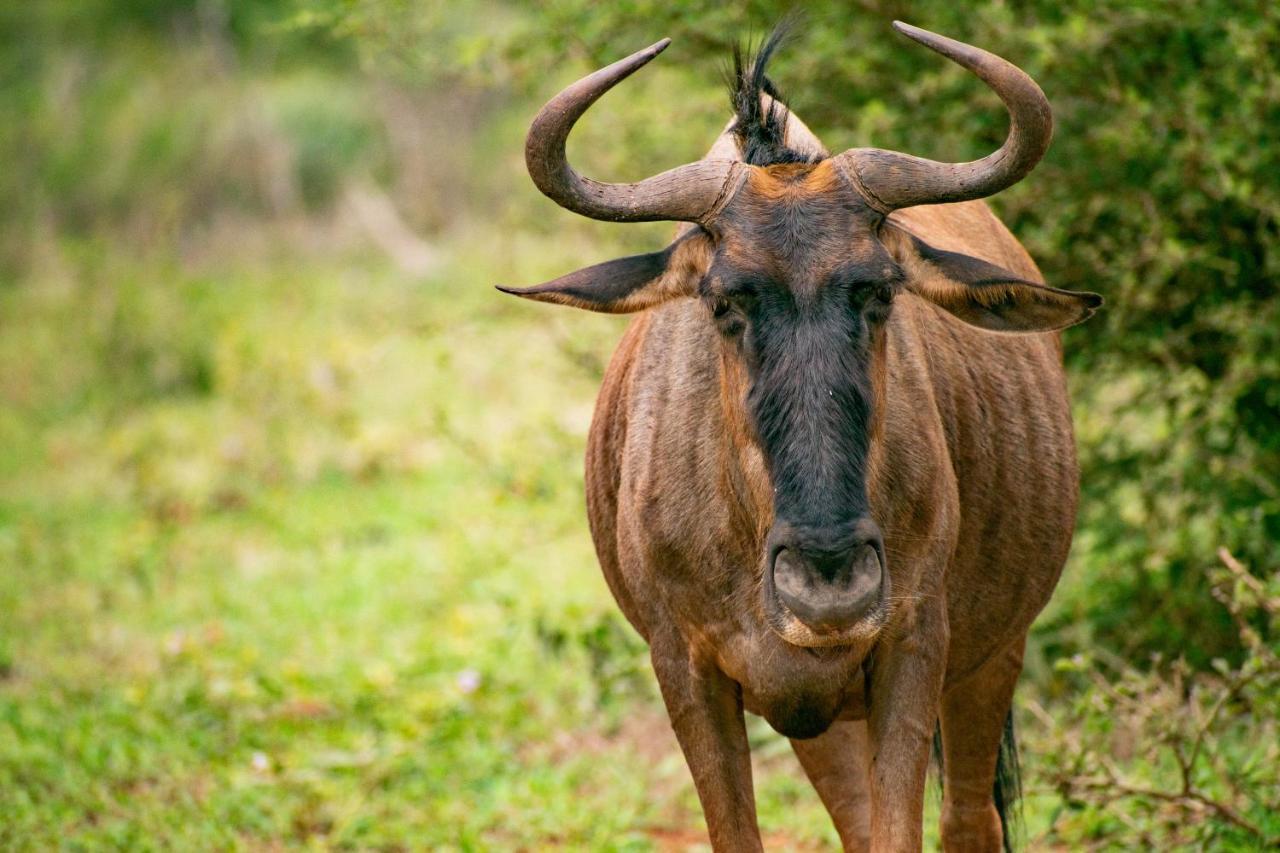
[{"x1": 0, "y1": 0, "x2": 1276, "y2": 849}]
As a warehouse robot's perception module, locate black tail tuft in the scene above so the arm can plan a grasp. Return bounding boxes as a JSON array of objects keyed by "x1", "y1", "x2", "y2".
[
  {"x1": 994, "y1": 710, "x2": 1023, "y2": 853},
  {"x1": 933, "y1": 712, "x2": 1023, "y2": 852},
  {"x1": 725, "y1": 15, "x2": 820, "y2": 166}
]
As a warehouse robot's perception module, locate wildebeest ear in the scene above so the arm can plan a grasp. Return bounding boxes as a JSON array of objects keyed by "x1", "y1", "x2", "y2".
[
  {"x1": 496, "y1": 231, "x2": 709, "y2": 314},
  {"x1": 891, "y1": 229, "x2": 1102, "y2": 333}
]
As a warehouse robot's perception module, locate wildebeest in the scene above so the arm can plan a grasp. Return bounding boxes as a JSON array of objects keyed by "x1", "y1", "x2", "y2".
[{"x1": 499, "y1": 21, "x2": 1100, "y2": 852}]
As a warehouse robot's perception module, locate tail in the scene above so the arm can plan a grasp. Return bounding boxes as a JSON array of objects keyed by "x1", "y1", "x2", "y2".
[
  {"x1": 932, "y1": 711, "x2": 1023, "y2": 853},
  {"x1": 994, "y1": 711, "x2": 1023, "y2": 853}
]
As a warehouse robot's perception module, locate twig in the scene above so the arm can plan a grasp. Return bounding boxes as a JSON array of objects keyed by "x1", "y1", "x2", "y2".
[{"x1": 1071, "y1": 777, "x2": 1267, "y2": 841}]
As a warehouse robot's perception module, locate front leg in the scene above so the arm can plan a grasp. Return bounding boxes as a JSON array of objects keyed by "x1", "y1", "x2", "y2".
[
  {"x1": 938, "y1": 639, "x2": 1025, "y2": 852},
  {"x1": 866, "y1": 599, "x2": 948, "y2": 852},
  {"x1": 650, "y1": 631, "x2": 761, "y2": 853},
  {"x1": 791, "y1": 719, "x2": 872, "y2": 851}
]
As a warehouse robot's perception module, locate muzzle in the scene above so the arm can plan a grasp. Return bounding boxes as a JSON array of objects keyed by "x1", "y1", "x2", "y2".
[{"x1": 766, "y1": 517, "x2": 886, "y2": 637}]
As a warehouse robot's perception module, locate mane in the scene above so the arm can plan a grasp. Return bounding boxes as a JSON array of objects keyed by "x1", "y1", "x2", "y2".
[{"x1": 727, "y1": 21, "x2": 821, "y2": 167}]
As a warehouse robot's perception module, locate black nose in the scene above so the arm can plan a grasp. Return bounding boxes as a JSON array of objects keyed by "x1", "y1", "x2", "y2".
[{"x1": 769, "y1": 520, "x2": 885, "y2": 633}]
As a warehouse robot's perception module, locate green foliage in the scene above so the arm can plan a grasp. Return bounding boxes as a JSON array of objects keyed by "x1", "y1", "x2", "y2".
[
  {"x1": 1029, "y1": 550, "x2": 1280, "y2": 847},
  {"x1": 0, "y1": 2, "x2": 383, "y2": 280}
]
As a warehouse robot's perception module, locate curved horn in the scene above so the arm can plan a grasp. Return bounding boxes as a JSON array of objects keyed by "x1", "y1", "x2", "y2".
[
  {"x1": 834, "y1": 22, "x2": 1053, "y2": 212},
  {"x1": 525, "y1": 40, "x2": 742, "y2": 223}
]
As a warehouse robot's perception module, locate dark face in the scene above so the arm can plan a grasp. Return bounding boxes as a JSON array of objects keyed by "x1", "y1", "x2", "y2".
[{"x1": 702, "y1": 161, "x2": 897, "y2": 646}]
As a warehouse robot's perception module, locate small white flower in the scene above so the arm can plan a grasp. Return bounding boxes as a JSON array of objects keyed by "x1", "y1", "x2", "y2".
[
  {"x1": 456, "y1": 668, "x2": 481, "y2": 694},
  {"x1": 251, "y1": 751, "x2": 270, "y2": 772}
]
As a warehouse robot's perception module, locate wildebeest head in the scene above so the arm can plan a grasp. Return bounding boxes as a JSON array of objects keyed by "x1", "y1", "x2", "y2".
[{"x1": 500, "y1": 22, "x2": 1101, "y2": 647}]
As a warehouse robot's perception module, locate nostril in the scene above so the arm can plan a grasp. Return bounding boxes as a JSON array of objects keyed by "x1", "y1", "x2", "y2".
[
  {"x1": 772, "y1": 548, "x2": 813, "y2": 604},
  {"x1": 770, "y1": 541, "x2": 884, "y2": 633},
  {"x1": 845, "y1": 544, "x2": 882, "y2": 601}
]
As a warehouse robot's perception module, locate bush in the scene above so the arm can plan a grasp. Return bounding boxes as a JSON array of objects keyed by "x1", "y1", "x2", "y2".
[{"x1": 1030, "y1": 548, "x2": 1280, "y2": 847}]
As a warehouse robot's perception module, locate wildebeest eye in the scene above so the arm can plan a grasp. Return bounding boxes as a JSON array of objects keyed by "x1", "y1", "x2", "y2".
[
  {"x1": 842, "y1": 266, "x2": 900, "y2": 306},
  {"x1": 706, "y1": 295, "x2": 748, "y2": 338},
  {"x1": 844, "y1": 279, "x2": 896, "y2": 324},
  {"x1": 844, "y1": 279, "x2": 883, "y2": 301},
  {"x1": 872, "y1": 282, "x2": 895, "y2": 304},
  {"x1": 722, "y1": 279, "x2": 761, "y2": 304}
]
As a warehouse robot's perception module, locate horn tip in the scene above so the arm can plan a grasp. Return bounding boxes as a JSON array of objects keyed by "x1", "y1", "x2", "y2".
[
  {"x1": 891, "y1": 21, "x2": 929, "y2": 41},
  {"x1": 649, "y1": 37, "x2": 672, "y2": 56},
  {"x1": 891, "y1": 22, "x2": 972, "y2": 68}
]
